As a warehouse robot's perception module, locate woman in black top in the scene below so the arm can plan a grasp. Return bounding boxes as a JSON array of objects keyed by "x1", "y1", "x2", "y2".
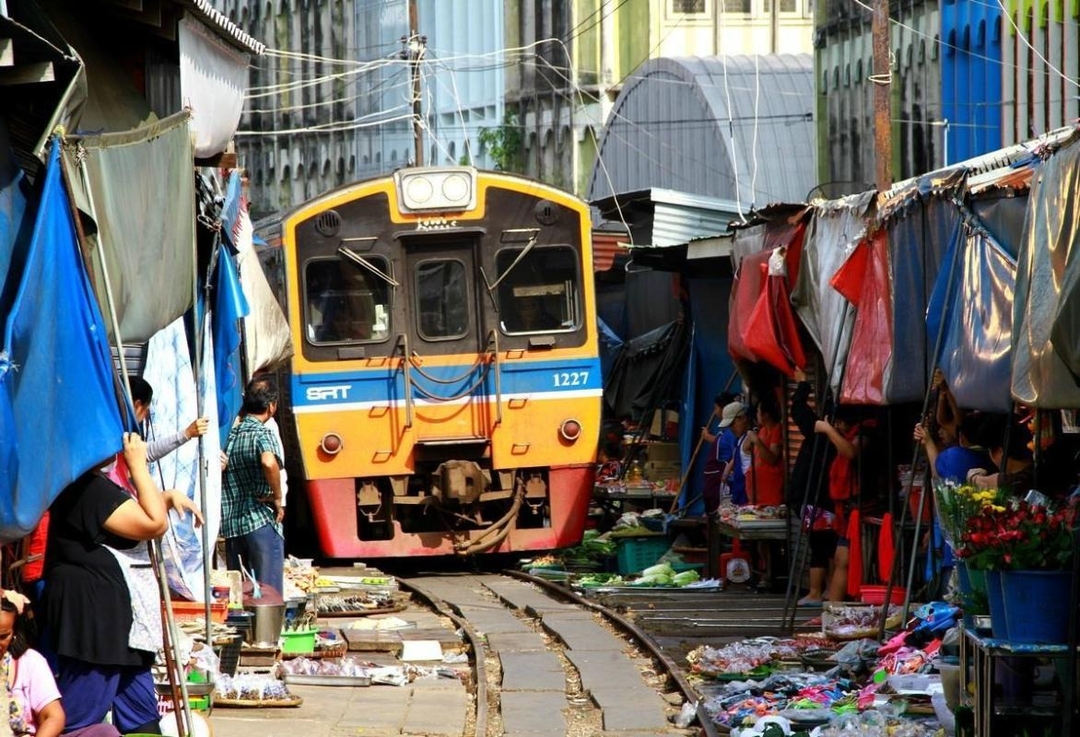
[{"x1": 44, "y1": 432, "x2": 201, "y2": 735}]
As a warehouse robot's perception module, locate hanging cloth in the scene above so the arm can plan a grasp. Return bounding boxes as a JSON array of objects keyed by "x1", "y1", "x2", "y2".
[
  {"x1": 846, "y1": 507, "x2": 863, "y2": 598},
  {"x1": 877, "y1": 512, "x2": 895, "y2": 585}
]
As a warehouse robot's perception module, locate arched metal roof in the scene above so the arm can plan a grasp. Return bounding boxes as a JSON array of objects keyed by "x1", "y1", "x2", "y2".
[{"x1": 587, "y1": 54, "x2": 816, "y2": 211}]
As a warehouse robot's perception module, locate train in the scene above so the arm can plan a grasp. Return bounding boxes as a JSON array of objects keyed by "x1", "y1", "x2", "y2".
[{"x1": 254, "y1": 167, "x2": 602, "y2": 558}]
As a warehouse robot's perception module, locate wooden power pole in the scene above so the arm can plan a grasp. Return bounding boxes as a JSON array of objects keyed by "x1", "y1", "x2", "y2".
[
  {"x1": 404, "y1": 0, "x2": 425, "y2": 167},
  {"x1": 871, "y1": 0, "x2": 892, "y2": 191}
]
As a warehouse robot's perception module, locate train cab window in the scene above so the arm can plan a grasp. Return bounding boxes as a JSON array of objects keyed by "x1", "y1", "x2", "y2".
[
  {"x1": 415, "y1": 259, "x2": 469, "y2": 340},
  {"x1": 496, "y1": 246, "x2": 579, "y2": 334},
  {"x1": 305, "y1": 258, "x2": 391, "y2": 344}
]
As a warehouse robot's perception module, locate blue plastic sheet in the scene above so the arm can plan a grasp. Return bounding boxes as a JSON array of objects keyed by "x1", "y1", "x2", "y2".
[
  {"x1": 0, "y1": 138, "x2": 124, "y2": 542},
  {"x1": 212, "y1": 242, "x2": 250, "y2": 445}
]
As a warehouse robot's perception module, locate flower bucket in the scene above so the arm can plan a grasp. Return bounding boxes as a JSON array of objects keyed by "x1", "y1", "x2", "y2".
[
  {"x1": 984, "y1": 569, "x2": 1009, "y2": 640},
  {"x1": 1001, "y1": 569, "x2": 1072, "y2": 644}
]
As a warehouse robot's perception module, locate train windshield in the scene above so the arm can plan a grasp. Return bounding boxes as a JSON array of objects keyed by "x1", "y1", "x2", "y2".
[
  {"x1": 496, "y1": 245, "x2": 579, "y2": 334},
  {"x1": 304, "y1": 257, "x2": 392, "y2": 344}
]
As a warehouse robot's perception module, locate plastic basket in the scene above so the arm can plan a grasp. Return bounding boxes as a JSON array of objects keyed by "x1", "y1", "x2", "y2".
[
  {"x1": 616, "y1": 536, "x2": 670, "y2": 575},
  {"x1": 280, "y1": 628, "x2": 318, "y2": 654},
  {"x1": 170, "y1": 601, "x2": 227, "y2": 624}
]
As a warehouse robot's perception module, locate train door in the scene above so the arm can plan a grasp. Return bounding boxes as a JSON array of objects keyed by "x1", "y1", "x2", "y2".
[
  {"x1": 400, "y1": 235, "x2": 493, "y2": 447},
  {"x1": 402, "y1": 236, "x2": 484, "y2": 355}
]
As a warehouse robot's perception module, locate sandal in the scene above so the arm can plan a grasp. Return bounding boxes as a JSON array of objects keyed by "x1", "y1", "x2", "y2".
[{"x1": 797, "y1": 597, "x2": 823, "y2": 607}]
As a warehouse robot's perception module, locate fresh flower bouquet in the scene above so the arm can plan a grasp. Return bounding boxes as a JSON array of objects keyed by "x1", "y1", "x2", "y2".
[
  {"x1": 955, "y1": 499, "x2": 1075, "y2": 571},
  {"x1": 933, "y1": 480, "x2": 1008, "y2": 548}
]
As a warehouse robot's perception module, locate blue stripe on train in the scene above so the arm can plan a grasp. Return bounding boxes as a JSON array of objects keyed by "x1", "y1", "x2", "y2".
[{"x1": 291, "y1": 357, "x2": 603, "y2": 407}]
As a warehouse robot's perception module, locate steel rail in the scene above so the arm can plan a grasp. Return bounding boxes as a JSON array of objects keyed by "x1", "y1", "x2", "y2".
[
  {"x1": 509, "y1": 571, "x2": 719, "y2": 737},
  {"x1": 396, "y1": 578, "x2": 488, "y2": 737}
]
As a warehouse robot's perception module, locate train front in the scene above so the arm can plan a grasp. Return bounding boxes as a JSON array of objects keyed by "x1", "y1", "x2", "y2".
[{"x1": 280, "y1": 167, "x2": 601, "y2": 558}]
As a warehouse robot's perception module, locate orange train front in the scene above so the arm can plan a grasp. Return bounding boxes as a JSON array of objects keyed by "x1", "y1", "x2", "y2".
[{"x1": 256, "y1": 167, "x2": 602, "y2": 558}]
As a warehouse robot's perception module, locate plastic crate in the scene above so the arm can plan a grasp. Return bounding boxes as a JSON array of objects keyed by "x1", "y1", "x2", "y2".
[
  {"x1": 170, "y1": 601, "x2": 227, "y2": 624},
  {"x1": 616, "y1": 535, "x2": 670, "y2": 575}
]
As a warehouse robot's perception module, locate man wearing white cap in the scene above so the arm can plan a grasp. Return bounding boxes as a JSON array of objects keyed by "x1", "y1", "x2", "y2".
[{"x1": 702, "y1": 401, "x2": 750, "y2": 512}]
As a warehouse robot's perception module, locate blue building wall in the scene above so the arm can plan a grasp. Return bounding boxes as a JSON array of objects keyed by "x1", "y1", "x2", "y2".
[{"x1": 940, "y1": 0, "x2": 1003, "y2": 164}]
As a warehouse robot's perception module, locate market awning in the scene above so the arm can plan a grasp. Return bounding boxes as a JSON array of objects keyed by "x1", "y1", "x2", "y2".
[
  {"x1": 791, "y1": 191, "x2": 874, "y2": 392},
  {"x1": 1013, "y1": 132, "x2": 1080, "y2": 408}
]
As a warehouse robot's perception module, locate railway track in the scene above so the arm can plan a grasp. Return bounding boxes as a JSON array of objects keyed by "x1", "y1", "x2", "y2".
[
  {"x1": 399, "y1": 571, "x2": 821, "y2": 737},
  {"x1": 213, "y1": 570, "x2": 820, "y2": 737}
]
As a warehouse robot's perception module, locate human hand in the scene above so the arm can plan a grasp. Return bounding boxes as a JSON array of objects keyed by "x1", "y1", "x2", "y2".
[
  {"x1": 274, "y1": 501, "x2": 284, "y2": 524},
  {"x1": 794, "y1": 367, "x2": 807, "y2": 382},
  {"x1": 1, "y1": 590, "x2": 29, "y2": 614},
  {"x1": 745, "y1": 430, "x2": 758, "y2": 445},
  {"x1": 932, "y1": 368, "x2": 945, "y2": 390},
  {"x1": 814, "y1": 419, "x2": 830, "y2": 434},
  {"x1": 219, "y1": 451, "x2": 229, "y2": 470},
  {"x1": 913, "y1": 423, "x2": 927, "y2": 444},
  {"x1": 185, "y1": 417, "x2": 210, "y2": 439},
  {"x1": 165, "y1": 490, "x2": 204, "y2": 527},
  {"x1": 122, "y1": 432, "x2": 148, "y2": 472}
]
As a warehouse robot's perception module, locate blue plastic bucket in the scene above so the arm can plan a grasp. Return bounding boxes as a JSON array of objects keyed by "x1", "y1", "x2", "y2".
[
  {"x1": 1001, "y1": 569, "x2": 1071, "y2": 644},
  {"x1": 985, "y1": 569, "x2": 1009, "y2": 640}
]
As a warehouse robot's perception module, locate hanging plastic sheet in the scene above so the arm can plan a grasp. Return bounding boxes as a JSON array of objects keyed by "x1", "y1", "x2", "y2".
[
  {"x1": 884, "y1": 197, "x2": 960, "y2": 404},
  {"x1": 61, "y1": 112, "x2": 196, "y2": 343},
  {"x1": 212, "y1": 243, "x2": 250, "y2": 444},
  {"x1": 221, "y1": 172, "x2": 293, "y2": 377},
  {"x1": 143, "y1": 318, "x2": 223, "y2": 602},
  {"x1": 743, "y1": 248, "x2": 808, "y2": 376},
  {"x1": 1013, "y1": 135, "x2": 1080, "y2": 407},
  {"x1": 728, "y1": 248, "x2": 770, "y2": 363},
  {"x1": 840, "y1": 231, "x2": 891, "y2": 404},
  {"x1": 931, "y1": 221, "x2": 1016, "y2": 412},
  {"x1": 0, "y1": 139, "x2": 124, "y2": 542},
  {"x1": 0, "y1": 127, "x2": 32, "y2": 323},
  {"x1": 792, "y1": 191, "x2": 874, "y2": 392}
]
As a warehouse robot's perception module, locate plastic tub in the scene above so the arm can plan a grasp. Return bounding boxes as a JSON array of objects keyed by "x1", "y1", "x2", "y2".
[
  {"x1": 859, "y1": 585, "x2": 906, "y2": 606},
  {"x1": 280, "y1": 628, "x2": 318, "y2": 654}
]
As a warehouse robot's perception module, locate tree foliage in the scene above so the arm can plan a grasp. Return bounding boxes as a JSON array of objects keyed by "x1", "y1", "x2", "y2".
[{"x1": 477, "y1": 111, "x2": 524, "y2": 173}]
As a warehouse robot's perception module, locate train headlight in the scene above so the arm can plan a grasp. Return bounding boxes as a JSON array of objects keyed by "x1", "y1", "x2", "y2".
[
  {"x1": 559, "y1": 419, "x2": 582, "y2": 443},
  {"x1": 394, "y1": 167, "x2": 476, "y2": 214},
  {"x1": 320, "y1": 432, "x2": 343, "y2": 455}
]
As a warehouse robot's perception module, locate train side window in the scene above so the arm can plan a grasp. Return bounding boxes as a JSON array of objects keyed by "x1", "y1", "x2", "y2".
[
  {"x1": 305, "y1": 257, "x2": 392, "y2": 344},
  {"x1": 415, "y1": 259, "x2": 469, "y2": 340},
  {"x1": 496, "y1": 245, "x2": 580, "y2": 334}
]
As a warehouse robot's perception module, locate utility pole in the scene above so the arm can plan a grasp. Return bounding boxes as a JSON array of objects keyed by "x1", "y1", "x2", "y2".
[
  {"x1": 402, "y1": 0, "x2": 426, "y2": 167},
  {"x1": 871, "y1": 0, "x2": 892, "y2": 191}
]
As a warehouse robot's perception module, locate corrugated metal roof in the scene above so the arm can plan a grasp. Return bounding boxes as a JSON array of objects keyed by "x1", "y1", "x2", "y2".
[
  {"x1": 586, "y1": 54, "x2": 816, "y2": 213},
  {"x1": 177, "y1": 0, "x2": 265, "y2": 54},
  {"x1": 592, "y1": 187, "x2": 741, "y2": 248}
]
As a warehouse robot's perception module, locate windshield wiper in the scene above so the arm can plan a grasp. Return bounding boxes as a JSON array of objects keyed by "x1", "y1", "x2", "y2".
[
  {"x1": 338, "y1": 245, "x2": 399, "y2": 288},
  {"x1": 484, "y1": 233, "x2": 538, "y2": 294}
]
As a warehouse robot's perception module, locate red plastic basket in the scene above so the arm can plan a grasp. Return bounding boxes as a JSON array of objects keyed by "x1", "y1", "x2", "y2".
[{"x1": 860, "y1": 585, "x2": 906, "y2": 606}]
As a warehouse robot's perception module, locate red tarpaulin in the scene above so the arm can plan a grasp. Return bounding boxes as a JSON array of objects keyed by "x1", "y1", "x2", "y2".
[
  {"x1": 840, "y1": 231, "x2": 893, "y2": 404},
  {"x1": 729, "y1": 222, "x2": 808, "y2": 370},
  {"x1": 729, "y1": 249, "x2": 771, "y2": 363},
  {"x1": 743, "y1": 254, "x2": 808, "y2": 376}
]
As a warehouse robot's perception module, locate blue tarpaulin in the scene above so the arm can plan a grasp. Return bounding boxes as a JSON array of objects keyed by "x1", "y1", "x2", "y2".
[
  {"x1": 0, "y1": 138, "x2": 125, "y2": 541},
  {"x1": 212, "y1": 242, "x2": 249, "y2": 445}
]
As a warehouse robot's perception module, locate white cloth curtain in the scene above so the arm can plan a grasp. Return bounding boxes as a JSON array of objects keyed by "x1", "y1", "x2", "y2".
[{"x1": 180, "y1": 16, "x2": 249, "y2": 159}]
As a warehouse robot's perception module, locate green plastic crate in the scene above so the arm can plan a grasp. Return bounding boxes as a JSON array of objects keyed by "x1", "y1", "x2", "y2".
[{"x1": 616, "y1": 536, "x2": 670, "y2": 575}]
